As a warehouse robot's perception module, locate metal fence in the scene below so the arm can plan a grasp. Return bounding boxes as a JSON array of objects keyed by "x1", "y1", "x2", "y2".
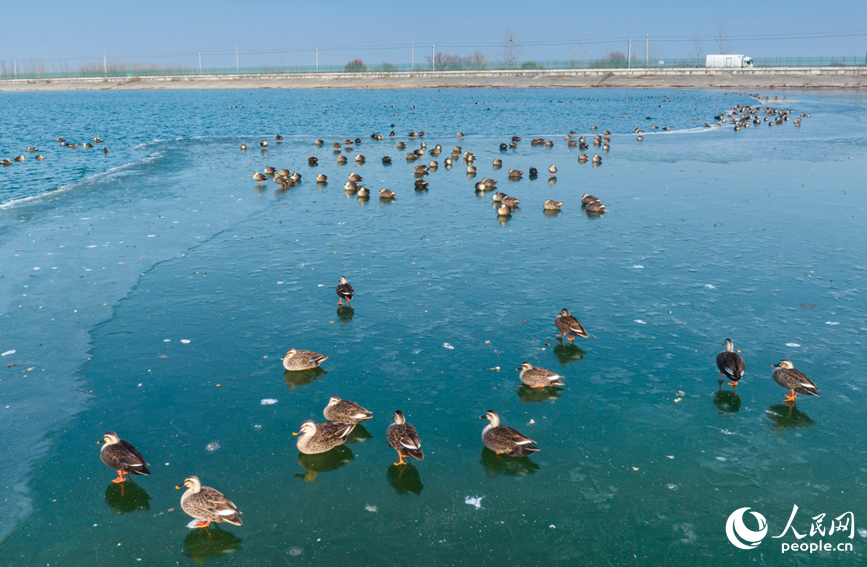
[{"x1": 1, "y1": 56, "x2": 864, "y2": 80}]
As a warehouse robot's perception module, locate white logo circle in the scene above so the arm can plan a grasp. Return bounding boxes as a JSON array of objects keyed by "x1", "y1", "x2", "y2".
[{"x1": 726, "y1": 507, "x2": 768, "y2": 549}]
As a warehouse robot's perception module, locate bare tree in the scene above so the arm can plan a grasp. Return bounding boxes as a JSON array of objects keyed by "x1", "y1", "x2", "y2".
[
  {"x1": 569, "y1": 39, "x2": 586, "y2": 68},
  {"x1": 692, "y1": 32, "x2": 703, "y2": 62},
  {"x1": 716, "y1": 23, "x2": 731, "y2": 54},
  {"x1": 500, "y1": 28, "x2": 524, "y2": 65}
]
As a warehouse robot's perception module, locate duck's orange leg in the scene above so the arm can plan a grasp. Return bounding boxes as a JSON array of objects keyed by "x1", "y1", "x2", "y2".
[
  {"x1": 394, "y1": 452, "x2": 407, "y2": 466},
  {"x1": 111, "y1": 471, "x2": 128, "y2": 484},
  {"x1": 194, "y1": 520, "x2": 211, "y2": 528}
]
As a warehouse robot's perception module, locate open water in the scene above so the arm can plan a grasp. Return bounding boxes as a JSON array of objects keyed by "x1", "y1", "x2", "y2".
[{"x1": 1, "y1": 88, "x2": 866, "y2": 565}]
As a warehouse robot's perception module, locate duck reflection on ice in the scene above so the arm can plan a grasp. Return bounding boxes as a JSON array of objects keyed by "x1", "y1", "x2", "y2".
[
  {"x1": 295, "y1": 445, "x2": 354, "y2": 482},
  {"x1": 480, "y1": 448, "x2": 540, "y2": 476},
  {"x1": 104, "y1": 480, "x2": 151, "y2": 515},
  {"x1": 346, "y1": 423, "x2": 372, "y2": 444},
  {"x1": 517, "y1": 385, "x2": 563, "y2": 403},
  {"x1": 387, "y1": 463, "x2": 423, "y2": 495},
  {"x1": 182, "y1": 525, "x2": 242, "y2": 564},
  {"x1": 767, "y1": 403, "x2": 815, "y2": 431},
  {"x1": 552, "y1": 338, "x2": 585, "y2": 366},
  {"x1": 283, "y1": 367, "x2": 327, "y2": 390},
  {"x1": 713, "y1": 385, "x2": 742, "y2": 415},
  {"x1": 336, "y1": 304, "x2": 354, "y2": 324}
]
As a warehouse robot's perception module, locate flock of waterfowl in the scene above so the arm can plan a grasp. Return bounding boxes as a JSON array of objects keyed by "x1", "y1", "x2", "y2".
[
  {"x1": 0, "y1": 137, "x2": 109, "y2": 166},
  {"x1": 90, "y1": 97, "x2": 816, "y2": 533},
  {"x1": 249, "y1": 128, "x2": 616, "y2": 220},
  {"x1": 97, "y1": 276, "x2": 820, "y2": 530}
]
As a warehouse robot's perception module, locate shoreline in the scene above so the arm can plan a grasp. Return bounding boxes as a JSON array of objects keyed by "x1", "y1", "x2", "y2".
[{"x1": 1, "y1": 67, "x2": 866, "y2": 91}]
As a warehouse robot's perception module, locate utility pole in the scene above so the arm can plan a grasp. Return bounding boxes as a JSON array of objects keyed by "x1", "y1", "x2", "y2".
[
  {"x1": 628, "y1": 39, "x2": 631, "y2": 68},
  {"x1": 431, "y1": 44, "x2": 435, "y2": 71},
  {"x1": 645, "y1": 33, "x2": 649, "y2": 67},
  {"x1": 315, "y1": 48, "x2": 318, "y2": 72},
  {"x1": 198, "y1": 52, "x2": 202, "y2": 71},
  {"x1": 236, "y1": 46, "x2": 239, "y2": 72},
  {"x1": 411, "y1": 41, "x2": 414, "y2": 70},
  {"x1": 103, "y1": 53, "x2": 107, "y2": 76},
  {"x1": 14, "y1": 59, "x2": 17, "y2": 77}
]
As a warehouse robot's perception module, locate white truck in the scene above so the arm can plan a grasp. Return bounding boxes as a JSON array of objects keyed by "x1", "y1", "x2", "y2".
[{"x1": 705, "y1": 54, "x2": 753, "y2": 68}]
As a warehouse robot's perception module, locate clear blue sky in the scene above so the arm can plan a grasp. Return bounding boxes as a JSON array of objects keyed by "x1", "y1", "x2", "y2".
[{"x1": 2, "y1": 0, "x2": 866, "y2": 70}]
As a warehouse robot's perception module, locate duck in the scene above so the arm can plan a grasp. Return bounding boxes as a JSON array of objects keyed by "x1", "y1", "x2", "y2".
[
  {"x1": 348, "y1": 172, "x2": 363, "y2": 182},
  {"x1": 528, "y1": 166, "x2": 538, "y2": 176},
  {"x1": 336, "y1": 276, "x2": 354, "y2": 305},
  {"x1": 175, "y1": 476, "x2": 242, "y2": 528},
  {"x1": 543, "y1": 199, "x2": 563, "y2": 211},
  {"x1": 276, "y1": 134, "x2": 283, "y2": 141},
  {"x1": 428, "y1": 160, "x2": 438, "y2": 171},
  {"x1": 414, "y1": 164, "x2": 428, "y2": 174},
  {"x1": 56, "y1": 137, "x2": 65, "y2": 142},
  {"x1": 98, "y1": 431, "x2": 150, "y2": 483},
  {"x1": 344, "y1": 181, "x2": 358, "y2": 192},
  {"x1": 26, "y1": 147, "x2": 39, "y2": 152},
  {"x1": 240, "y1": 144, "x2": 247, "y2": 150},
  {"x1": 492, "y1": 192, "x2": 506, "y2": 202},
  {"x1": 308, "y1": 156, "x2": 319, "y2": 165},
  {"x1": 357, "y1": 187, "x2": 370, "y2": 198},
  {"x1": 379, "y1": 188, "x2": 396, "y2": 199},
  {"x1": 772, "y1": 360, "x2": 820, "y2": 403},
  {"x1": 323, "y1": 396, "x2": 373, "y2": 423},
  {"x1": 585, "y1": 201, "x2": 607, "y2": 213},
  {"x1": 466, "y1": 165, "x2": 477, "y2": 174},
  {"x1": 293, "y1": 420, "x2": 355, "y2": 454},
  {"x1": 355, "y1": 154, "x2": 366, "y2": 163},
  {"x1": 637, "y1": 136, "x2": 644, "y2": 142},
  {"x1": 315, "y1": 139, "x2": 325, "y2": 145},
  {"x1": 103, "y1": 148, "x2": 110, "y2": 154},
  {"x1": 13, "y1": 155, "x2": 25, "y2": 162},
  {"x1": 91, "y1": 137, "x2": 104, "y2": 143},
  {"x1": 518, "y1": 362, "x2": 564, "y2": 388},
  {"x1": 281, "y1": 349, "x2": 328, "y2": 371},
  {"x1": 508, "y1": 168, "x2": 523, "y2": 179},
  {"x1": 316, "y1": 173, "x2": 328, "y2": 183},
  {"x1": 252, "y1": 172, "x2": 267, "y2": 185},
  {"x1": 581, "y1": 193, "x2": 601, "y2": 204},
  {"x1": 289, "y1": 172, "x2": 301, "y2": 183},
  {"x1": 474, "y1": 182, "x2": 486, "y2": 191},
  {"x1": 260, "y1": 140, "x2": 269, "y2": 149},
  {"x1": 555, "y1": 308, "x2": 588, "y2": 340},
  {"x1": 0, "y1": 159, "x2": 11, "y2": 166},
  {"x1": 382, "y1": 156, "x2": 392, "y2": 164},
  {"x1": 577, "y1": 153, "x2": 588, "y2": 162},
  {"x1": 34, "y1": 155, "x2": 44, "y2": 160},
  {"x1": 414, "y1": 179, "x2": 429, "y2": 189},
  {"x1": 386, "y1": 411, "x2": 423, "y2": 466},
  {"x1": 501, "y1": 196, "x2": 521, "y2": 207},
  {"x1": 716, "y1": 339, "x2": 745, "y2": 388},
  {"x1": 277, "y1": 168, "x2": 290, "y2": 178},
  {"x1": 497, "y1": 204, "x2": 512, "y2": 217},
  {"x1": 263, "y1": 166, "x2": 276, "y2": 175},
  {"x1": 482, "y1": 178, "x2": 497, "y2": 187},
  {"x1": 444, "y1": 157, "x2": 452, "y2": 166},
  {"x1": 337, "y1": 155, "x2": 348, "y2": 164},
  {"x1": 548, "y1": 164, "x2": 557, "y2": 177},
  {"x1": 480, "y1": 410, "x2": 540, "y2": 456},
  {"x1": 492, "y1": 158, "x2": 502, "y2": 167}
]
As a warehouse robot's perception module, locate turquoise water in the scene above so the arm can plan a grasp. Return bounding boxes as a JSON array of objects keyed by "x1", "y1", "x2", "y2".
[{"x1": 1, "y1": 88, "x2": 866, "y2": 565}]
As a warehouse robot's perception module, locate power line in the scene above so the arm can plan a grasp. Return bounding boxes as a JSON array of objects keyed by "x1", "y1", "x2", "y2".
[{"x1": 4, "y1": 30, "x2": 866, "y2": 63}]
